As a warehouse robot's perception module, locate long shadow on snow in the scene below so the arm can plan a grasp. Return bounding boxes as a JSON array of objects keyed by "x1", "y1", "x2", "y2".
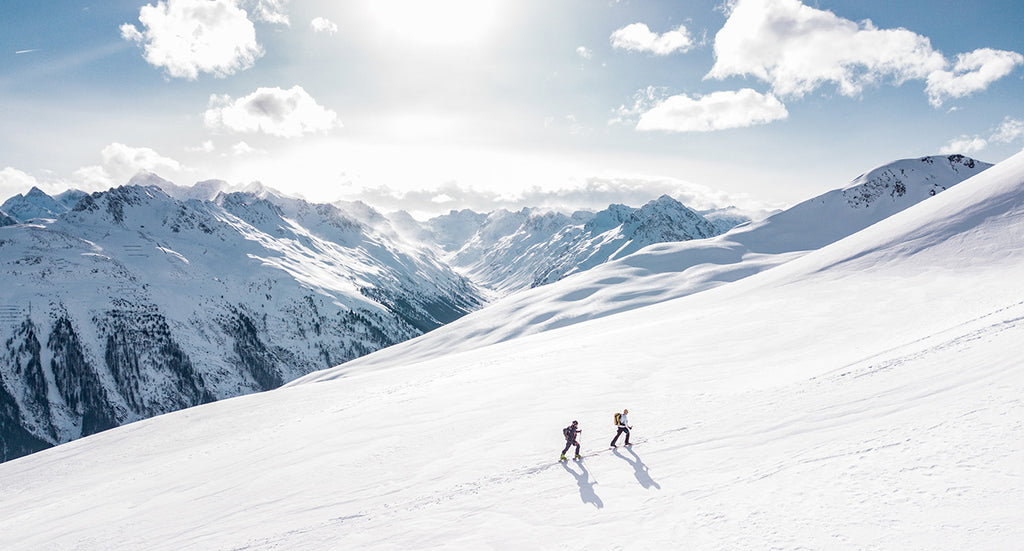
[
  {"x1": 561, "y1": 460, "x2": 603, "y2": 508},
  {"x1": 613, "y1": 447, "x2": 661, "y2": 490}
]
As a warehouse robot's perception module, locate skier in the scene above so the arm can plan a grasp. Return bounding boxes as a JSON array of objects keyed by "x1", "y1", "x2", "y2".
[
  {"x1": 610, "y1": 408, "x2": 631, "y2": 447},
  {"x1": 561, "y1": 420, "x2": 582, "y2": 461}
]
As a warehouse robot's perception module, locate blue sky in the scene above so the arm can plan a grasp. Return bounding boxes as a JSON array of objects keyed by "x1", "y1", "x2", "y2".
[{"x1": 2, "y1": 0, "x2": 1022, "y2": 216}]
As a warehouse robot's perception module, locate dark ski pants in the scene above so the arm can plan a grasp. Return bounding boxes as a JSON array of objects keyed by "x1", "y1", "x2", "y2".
[
  {"x1": 562, "y1": 439, "x2": 580, "y2": 456},
  {"x1": 611, "y1": 427, "x2": 630, "y2": 446}
]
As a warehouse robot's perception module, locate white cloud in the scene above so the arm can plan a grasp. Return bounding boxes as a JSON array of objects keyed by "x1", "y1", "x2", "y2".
[
  {"x1": 576, "y1": 46, "x2": 593, "y2": 59},
  {"x1": 242, "y1": 0, "x2": 289, "y2": 25},
  {"x1": 101, "y1": 143, "x2": 184, "y2": 180},
  {"x1": 188, "y1": 140, "x2": 216, "y2": 153},
  {"x1": 609, "y1": 85, "x2": 670, "y2": 126},
  {"x1": 941, "y1": 117, "x2": 1024, "y2": 156},
  {"x1": 0, "y1": 167, "x2": 39, "y2": 189},
  {"x1": 311, "y1": 16, "x2": 338, "y2": 34},
  {"x1": 121, "y1": 0, "x2": 263, "y2": 80},
  {"x1": 232, "y1": 141, "x2": 258, "y2": 155},
  {"x1": 926, "y1": 49, "x2": 1024, "y2": 107},
  {"x1": 991, "y1": 118, "x2": 1024, "y2": 144},
  {"x1": 636, "y1": 88, "x2": 788, "y2": 132},
  {"x1": 204, "y1": 86, "x2": 342, "y2": 138},
  {"x1": 708, "y1": 0, "x2": 1021, "y2": 107},
  {"x1": 611, "y1": 23, "x2": 693, "y2": 55},
  {"x1": 940, "y1": 136, "x2": 988, "y2": 155},
  {"x1": 64, "y1": 144, "x2": 186, "y2": 190},
  {"x1": 0, "y1": 167, "x2": 42, "y2": 200},
  {"x1": 72, "y1": 165, "x2": 117, "y2": 190}
]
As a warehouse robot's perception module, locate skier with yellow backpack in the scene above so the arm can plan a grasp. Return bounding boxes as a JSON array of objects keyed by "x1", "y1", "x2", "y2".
[{"x1": 610, "y1": 408, "x2": 631, "y2": 447}]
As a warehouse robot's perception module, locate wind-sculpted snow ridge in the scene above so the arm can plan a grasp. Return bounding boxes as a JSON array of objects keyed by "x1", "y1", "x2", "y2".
[
  {"x1": 297, "y1": 154, "x2": 991, "y2": 376},
  {"x1": 0, "y1": 183, "x2": 484, "y2": 461},
  {"x1": 1, "y1": 152, "x2": 1022, "y2": 550}
]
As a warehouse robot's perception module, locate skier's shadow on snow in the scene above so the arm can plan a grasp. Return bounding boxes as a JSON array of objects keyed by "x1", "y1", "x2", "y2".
[
  {"x1": 613, "y1": 447, "x2": 661, "y2": 490},
  {"x1": 561, "y1": 460, "x2": 603, "y2": 508}
]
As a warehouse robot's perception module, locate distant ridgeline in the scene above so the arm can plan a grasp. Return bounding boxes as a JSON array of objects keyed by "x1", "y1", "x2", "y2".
[
  {"x1": 0, "y1": 177, "x2": 753, "y2": 462},
  {"x1": 0, "y1": 155, "x2": 988, "y2": 461}
]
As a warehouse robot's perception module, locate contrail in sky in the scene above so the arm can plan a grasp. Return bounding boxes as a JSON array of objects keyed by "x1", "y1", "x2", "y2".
[{"x1": 16, "y1": 49, "x2": 39, "y2": 54}]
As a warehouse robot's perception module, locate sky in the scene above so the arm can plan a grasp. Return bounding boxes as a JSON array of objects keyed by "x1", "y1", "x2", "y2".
[{"x1": 1, "y1": 0, "x2": 1022, "y2": 217}]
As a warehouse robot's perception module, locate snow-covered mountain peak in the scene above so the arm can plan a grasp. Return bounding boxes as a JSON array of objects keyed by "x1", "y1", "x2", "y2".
[
  {"x1": 622, "y1": 194, "x2": 718, "y2": 241},
  {"x1": 423, "y1": 195, "x2": 730, "y2": 294},
  {"x1": 68, "y1": 184, "x2": 178, "y2": 227},
  {"x1": 0, "y1": 186, "x2": 69, "y2": 222},
  {"x1": 842, "y1": 154, "x2": 991, "y2": 209}
]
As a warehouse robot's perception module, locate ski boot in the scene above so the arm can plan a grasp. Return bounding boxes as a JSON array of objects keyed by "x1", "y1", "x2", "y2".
[
  {"x1": 574, "y1": 454, "x2": 582, "y2": 460},
  {"x1": 560, "y1": 454, "x2": 567, "y2": 461}
]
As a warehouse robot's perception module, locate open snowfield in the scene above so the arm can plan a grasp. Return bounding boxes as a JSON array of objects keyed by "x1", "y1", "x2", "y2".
[{"x1": 2, "y1": 153, "x2": 1024, "y2": 549}]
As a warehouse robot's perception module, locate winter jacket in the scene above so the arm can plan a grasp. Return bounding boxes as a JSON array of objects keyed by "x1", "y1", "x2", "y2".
[{"x1": 564, "y1": 425, "x2": 580, "y2": 441}]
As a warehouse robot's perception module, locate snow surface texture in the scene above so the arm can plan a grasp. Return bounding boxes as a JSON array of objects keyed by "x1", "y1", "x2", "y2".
[
  {"x1": 297, "y1": 155, "x2": 991, "y2": 374},
  {"x1": 0, "y1": 152, "x2": 1020, "y2": 549}
]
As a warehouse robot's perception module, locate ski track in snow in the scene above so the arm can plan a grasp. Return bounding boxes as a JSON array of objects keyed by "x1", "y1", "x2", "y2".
[{"x1": 226, "y1": 301, "x2": 1023, "y2": 550}]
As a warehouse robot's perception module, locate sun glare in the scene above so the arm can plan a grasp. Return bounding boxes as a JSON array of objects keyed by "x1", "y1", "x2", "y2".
[{"x1": 365, "y1": 0, "x2": 504, "y2": 46}]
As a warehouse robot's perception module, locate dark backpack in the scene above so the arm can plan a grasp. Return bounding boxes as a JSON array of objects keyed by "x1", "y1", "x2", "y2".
[
  {"x1": 614, "y1": 412, "x2": 621, "y2": 425},
  {"x1": 563, "y1": 425, "x2": 572, "y2": 439}
]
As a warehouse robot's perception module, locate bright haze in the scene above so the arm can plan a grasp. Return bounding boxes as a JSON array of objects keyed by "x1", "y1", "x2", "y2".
[{"x1": 2, "y1": 0, "x2": 1023, "y2": 216}]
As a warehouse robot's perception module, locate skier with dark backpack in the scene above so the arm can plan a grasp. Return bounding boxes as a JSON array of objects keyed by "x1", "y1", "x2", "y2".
[
  {"x1": 560, "y1": 420, "x2": 582, "y2": 461},
  {"x1": 610, "y1": 408, "x2": 631, "y2": 447}
]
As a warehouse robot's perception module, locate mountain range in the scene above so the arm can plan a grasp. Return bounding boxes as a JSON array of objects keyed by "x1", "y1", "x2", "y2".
[
  {"x1": 0, "y1": 150, "x2": 1019, "y2": 550},
  {"x1": 0, "y1": 182, "x2": 484, "y2": 461},
  {"x1": 0, "y1": 173, "x2": 760, "y2": 461}
]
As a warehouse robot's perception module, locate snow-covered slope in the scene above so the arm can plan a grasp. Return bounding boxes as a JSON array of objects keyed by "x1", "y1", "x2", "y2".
[
  {"x1": 306, "y1": 154, "x2": 991, "y2": 370},
  {"x1": 0, "y1": 184, "x2": 483, "y2": 461},
  {"x1": 1, "y1": 152, "x2": 1021, "y2": 549},
  {"x1": 421, "y1": 195, "x2": 724, "y2": 293}
]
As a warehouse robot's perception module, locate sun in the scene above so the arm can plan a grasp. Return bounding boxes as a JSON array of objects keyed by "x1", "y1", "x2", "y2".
[{"x1": 365, "y1": 0, "x2": 504, "y2": 47}]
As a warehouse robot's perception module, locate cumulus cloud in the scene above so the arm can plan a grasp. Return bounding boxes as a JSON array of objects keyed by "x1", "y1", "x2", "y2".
[
  {"x1": 940, "y1": 117, "x2": 1024, "y2": 155},
  {"x1": 102, "y1": 143, "x2": 182, "y2": 174},
  {"x1": 611, "y1": 23, "x2": 694, "y2": 55},
  {"x1": 1, "y1": 144, "x2": 191, "y2": 200},
  {"x1": 926, "y1": 49, "x2": 1024, "y2": 107},
  {"x1": 311, "y1": 16, "x2": 337, "y2": 34},
  {"x1": 609, "y1": 85, "x2": 670, "y2": 126},
  {"x1": 708, "y1": 0, "x2": 1021, "y2": 106},
  {"x1": 100, "y1": 143, "x2": 184, "y2": 182},
  {"x1": 187, "y1": 140, "x2": 216, "y2": 153},
  {"x1": 992, "y1": 118, "x2": 1024, "y2": 144},
  {"x1": 0, "y1": 167, "x2": 42, "y2": 199},
  {"x1": 61, "y1": 143, "x2": 187, "y2": 190},
  {"x1": 121, "y1": 0, "x2": 263, "y2": 80},
  {"x1": 939, "y1": 136, "x2": 988, "y2": 155},
  {"x1": 576, "y1": 46, "x2": 593, "y2": 59},
  {"x1": 203, "y1": 85, "x2": 342, "y2": 138},
  {"x1": 231, "y1": 141, "x2": 258, "y2": 155},
  {"x1": 636, "y1": 88, "x2": 788, "y2": 132},
  {"x1": 242, "y1": 0, "x2": 289, "y2": 25}
]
